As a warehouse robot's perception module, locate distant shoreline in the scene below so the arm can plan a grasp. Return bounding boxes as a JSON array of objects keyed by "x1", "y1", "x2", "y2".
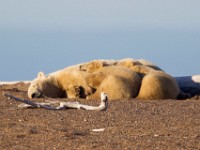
[{"x1": 0, "y1": 81, "x2": 31, "y2": 85}]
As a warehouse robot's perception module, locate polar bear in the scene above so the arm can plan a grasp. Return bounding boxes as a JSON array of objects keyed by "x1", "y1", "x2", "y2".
[
  {"x1": 137, "y1": 72, "x2": 180, "y2": 99},
  {"x1": 116, "y1": 58, "x2": 183, "y2": 99},
  {"x1": 79, "y1": 59, "x2": 117, "y2": 73},
  {"x1": 28, "y1": 58, "x2": 186, "y2": 100},
  {"x1": 85, "y1": 66, "x2": 141, "y2": 100},
  {"x1": 28, "y1": 67, "x2": 95, "y2": 99},
  {"x1": 79, "y1": 58, "x2": 182, "y2": 100},
  {"x1": 28, "y1": 65, "x2": 142, "y2": 100},
  {"x1": 117, "y1": 58, "x2": 163, "y2": 73}
]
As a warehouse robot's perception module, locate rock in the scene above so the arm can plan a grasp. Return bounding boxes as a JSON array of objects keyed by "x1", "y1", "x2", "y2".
[{"x1": 175, "y1": 75, "x2": 200, "y2": 96}]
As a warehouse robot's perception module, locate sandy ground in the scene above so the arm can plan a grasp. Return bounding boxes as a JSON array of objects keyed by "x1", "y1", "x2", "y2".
[{"x1": 1, "y1": 82, "x2": 200, "y2": 149}]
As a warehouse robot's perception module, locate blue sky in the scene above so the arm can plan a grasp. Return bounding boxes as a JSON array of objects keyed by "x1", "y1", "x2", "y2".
[{"x1": 0, "y1": 0, "x2": 200, "y2": 80}]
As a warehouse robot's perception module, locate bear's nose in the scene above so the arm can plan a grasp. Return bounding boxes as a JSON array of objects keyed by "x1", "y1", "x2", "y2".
[{"x1": 31, "y1": 93, "x2": 36, "y2": 98}]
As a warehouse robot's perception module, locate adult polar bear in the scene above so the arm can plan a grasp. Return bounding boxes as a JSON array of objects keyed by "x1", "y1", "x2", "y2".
[
  {"x1": 116, "y1": 58, "x2": 183, "y2": 99},
  {"x1": 80, "y1": 58, "x2": 184, "y2": 100},
  {"x1": 28, "y1": 58, "x2": 184, "y2": 100},
  {"x1": 28, "y1": 66, "x2": 95, "y2": 99},
  {"x1": 28, "y1": 63, "x2": 141, "y2": 100}
]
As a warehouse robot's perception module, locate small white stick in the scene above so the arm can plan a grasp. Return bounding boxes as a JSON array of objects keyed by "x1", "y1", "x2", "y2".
[{"x1": 56, "y1": 92, "x2": 108, "y2": 111}]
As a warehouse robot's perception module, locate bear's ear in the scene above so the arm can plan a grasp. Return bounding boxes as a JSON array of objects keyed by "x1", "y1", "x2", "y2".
[{"x1": 37, "y1": 72, "x2": 45, "y2": 78}]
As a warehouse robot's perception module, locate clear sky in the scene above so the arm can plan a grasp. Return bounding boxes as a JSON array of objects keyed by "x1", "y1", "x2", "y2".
[{"x1": 0, "y1": 0, "x2": 200, "y2": 81}]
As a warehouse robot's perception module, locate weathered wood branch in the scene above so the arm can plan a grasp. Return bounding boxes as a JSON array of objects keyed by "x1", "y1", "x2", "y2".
[
  {"x1": 3, "y1": 92, "x2": 109, "y2": 111},
  {"x1": 4, "y1": 93, "x2": 59, "y2": 110}
]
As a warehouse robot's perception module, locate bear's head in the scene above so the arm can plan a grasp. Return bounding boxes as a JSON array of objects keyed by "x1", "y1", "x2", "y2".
[
  {"x1": 79, "y1": 60, "x2": 107, "y2": 73},
  {"x1": 28, "y1": 72, "x2": 63, "y2": 98},
  {"x1": 117, "y1": 58, "x2": 141, "y2": 68},
  {"x1": 79, "y1": 60, "x2": 117, "y2": 73}
]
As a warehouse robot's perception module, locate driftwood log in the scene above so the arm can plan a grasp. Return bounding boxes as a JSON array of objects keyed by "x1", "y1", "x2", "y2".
[
  {"x1": 175, "y1": 75, "x2": 200, "y2": 96},
  {"x1": 3, "y1": 92, "x2": 108, "y2": 111}
]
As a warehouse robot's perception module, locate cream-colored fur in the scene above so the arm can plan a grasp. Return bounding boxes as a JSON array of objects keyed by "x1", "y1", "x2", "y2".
[
  {"x1": 85, "y1": 66, "x2": 141, "y2": 100},
  {"x1": 28, "y1": 58, "x2": 183, "y2": 100},
  {"x1": 79, "y1": 59, "x2": 117, "y2": 73},
  {"x1": 117, "y1": 58, "x2": 180, "y2": 100},
  {"x1": 28, "y1": 67, "x2": 94, "y2": 99},
  {"x1": 117, "y1": 58, "x2": 163, "y2": 72},
  {"x1": 137, "y1": 72, "x2": 180, "y2": 99}
]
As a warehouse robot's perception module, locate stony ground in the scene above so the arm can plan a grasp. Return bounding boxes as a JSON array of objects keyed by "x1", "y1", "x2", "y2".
[{"x1": 0, "y1": 83, "x2": 200, "y2": 150}]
